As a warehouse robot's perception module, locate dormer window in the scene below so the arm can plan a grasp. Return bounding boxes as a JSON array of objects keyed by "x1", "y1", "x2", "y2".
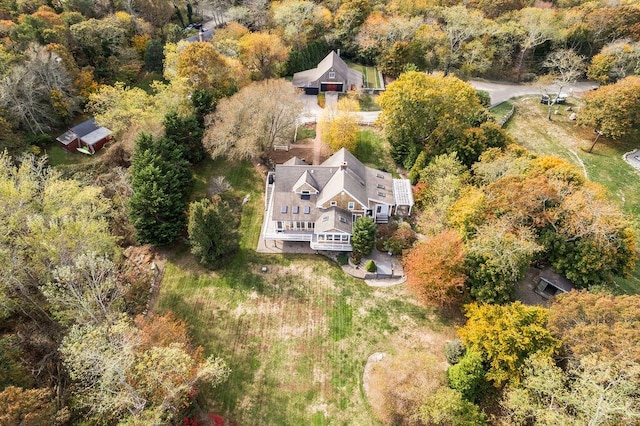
[
  {"x1": 329, "y1": 71, "x2": 335, "y2": 79},
  {"x1": 304, "y1": 206, "x2": 310, "y2": 214},
  {"x1": 377, "y1": 184, "x2": 385, "y2": 189},
  {"x1": 377, "y1": 173, "x2": 384, "y2": 179},
  {"x1": 280, "y1": 206, "x2": 288, "y2": 213},
  {"x1": 377, "y1": 192, "x2": 385, "y2": 197},
  {"x1": 292, "y1": 206, "x2": 299, "y2": 214}
]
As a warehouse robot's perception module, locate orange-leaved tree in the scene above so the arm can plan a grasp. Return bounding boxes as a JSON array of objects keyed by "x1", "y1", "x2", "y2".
[{"x1": 404, "y1": 229, "x2": 466, "y2": 309}]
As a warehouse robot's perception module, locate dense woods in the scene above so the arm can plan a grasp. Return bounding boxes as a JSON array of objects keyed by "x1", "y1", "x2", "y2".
[{"x1": 1, "y1": 0, "x2": 640, "y2": 423}]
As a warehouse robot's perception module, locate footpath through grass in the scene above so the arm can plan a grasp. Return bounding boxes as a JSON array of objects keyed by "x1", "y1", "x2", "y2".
[
  {"x1": 506, "y1": 97, "x2": 640, "y2": 294},
  {"x1": 158, "y1": 159, "x2": 454, "y2": 424}
]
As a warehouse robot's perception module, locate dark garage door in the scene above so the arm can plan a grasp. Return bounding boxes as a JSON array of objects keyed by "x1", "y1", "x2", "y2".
[
  {"x1": 321, "y1": 83, "x2": 343, "y2": 92},
  {"x1": 304, "y1": 87, "x2": 319, "y2": 95}
]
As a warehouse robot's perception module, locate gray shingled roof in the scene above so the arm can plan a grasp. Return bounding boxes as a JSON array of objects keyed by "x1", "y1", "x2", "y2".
[
  {"x1": 283, "y1": 156, "x2": 308, "y2": 166},
  {"x1": 539, "y1": 268, "x2": 575, "y2": 293},
  {"x1": 316, "y1": 168, "x2": 368, "y2": 208},
  {"x1": 293, "y1": 170, "x2": 319, "y2": 193},
  {"x1": 292, "y1": 51, "x2": 363, "y2": 89},
  {"x1": 321, "y1": 148, "x2": 366, "y2": 181},
  {"x1": 271, "y1": 149, "x2": 402, "y2": 223},
  {"x1": 315, "y1": 207, "x2": 352, "y2": 233}
]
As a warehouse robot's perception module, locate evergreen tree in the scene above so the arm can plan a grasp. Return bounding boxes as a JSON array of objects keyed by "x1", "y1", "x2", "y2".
[
  {"x1": 129, "y1": 133, "x2": 191, "y2": 246},
  {"x1": 164, "y1": 111, "x2": 206, "y2": 164},
  {"x1": 144, "y1": 39, "x2": 164, "y2": 74},
  {"x1": 191, "y1": 89, "x2": 215, "y2": 126},
  {"x1": 351, "y1": 217, "x2": 376, "y2": 258},
  {"x1": 188, "y1": 197, "x2": 239, "y2": 267}
]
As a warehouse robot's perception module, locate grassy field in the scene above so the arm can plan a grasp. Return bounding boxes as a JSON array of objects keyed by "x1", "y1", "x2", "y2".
[
  {"x1": 157, "y1": 159, "x2": 455, "y2": 424},
  {"x1": 505, "y1": 96, "x2": 640, "y2": 294}
]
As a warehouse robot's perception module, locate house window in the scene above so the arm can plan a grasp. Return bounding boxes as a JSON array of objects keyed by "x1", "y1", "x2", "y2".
[
  {"x1": 292, "y1": 206, "x2": 299, "y2": 214},
  {"x1": 308, "y1": 222, "x2": 315, "y2": 228},
  {"x1": 304, "y1": 206, "x2": 311, "y2": 214},
  {"x1": 330, "y1": 201, "x2": 337, "y2": 207},
  {"x1": 377, "y1": 184, "x2": 385, "y2": 189},
  {"x1": 301, "y1": 190, "x2": 310, "y2": 195},
  {"x1": 377, "y1": 192, "x2": 386, "y2": 197},
  {"x1": 277, "y1": 221, "x2": 283, "y2": 231},
  {"x1": 280, "y1": 205, "x2": 288, "y2": 213},
  {"x1": 348, "y1": 202, "x2": 355, "y2": 210},
  {"x1": 322, "y1": 216, "x2": 329, "y2": 222},
  {"x1": 339, "y1": 216, "x2": 347, "y2": 223},
  {"x1": 329, "y1": 71, "x2": 335, "y2": 79},
  {"x1": 377, "y1": 173, "x2": 384, "y2": 179},
  {"x1": 342, "y1": 235, "x2": 349, "y2": 242}
]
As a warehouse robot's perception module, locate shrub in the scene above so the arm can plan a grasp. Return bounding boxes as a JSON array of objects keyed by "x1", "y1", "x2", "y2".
[
  {"x1": 26, "y1": 133, "x2": 54, "y2": 148},
  {"x1": 444, "y1": 339, "x2": 465, "y2": 365},
  {"x1": 447, "y1": 350, "x2": 486, "y2": 403},
  {"x1": 365, "y1": 260, "x2": 377, "y2": 273},
  {"x1": 337, "y1": 252, "x2": 349, "y2": 266},
  {"x1": 317, "y1": 93, "x2": 325, "y2": 108},
  {"x1": 419, "y1": 387, "x2": 487, "y2": 425},
  {"x1": 382, "y1": 222, "x2": 417, "y2": 255},
  {"x1": 476, "y1": 90, "x2": 491, "y2": 108}
]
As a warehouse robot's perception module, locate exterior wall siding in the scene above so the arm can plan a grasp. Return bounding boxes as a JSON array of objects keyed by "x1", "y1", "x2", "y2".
[
  {"x1": 313, "y1": 69, "x2": 348, "y2": 91},
  {"x1": 321, "y1": 193, "x2": 365, "y2": 211}
]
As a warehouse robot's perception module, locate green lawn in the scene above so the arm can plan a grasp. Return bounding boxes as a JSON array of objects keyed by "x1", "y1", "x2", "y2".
[
  {"x1": 489, "y1": 101, "x2": 513, "y2": 123},
  {"x1": 45, "y1": 143, "x2": 106, "y2": 175},
  {"x1": 344, "y1": 60, "x2": 382, "y2": 89},
  {"x1": 157, "y1": 159, "x2": 455, "y2": 424},
  {"x1": 506, "y1": 97, "x2": 640, "y2": 294},
  {"x1": 354, "y1": 129, "x2": 397, "y2": 175},
  {"x1": 296, "y1": 126, "x2": 316, "y2": 141}
]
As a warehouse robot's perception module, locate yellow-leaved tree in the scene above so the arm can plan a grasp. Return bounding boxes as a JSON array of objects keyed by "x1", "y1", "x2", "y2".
[
  {"x1": 457, "y1": 302, "x2": 560, "y2": 387},
  {"x1": 321, "y1": 96, "x2": 360, "y2": 152}
]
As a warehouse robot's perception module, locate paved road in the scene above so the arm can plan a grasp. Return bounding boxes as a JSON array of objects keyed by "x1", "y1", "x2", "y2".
[
  {"x1": 469, "y1": 80, "x2": 597, "y2": 107},
  {"x1": 184, "y1": 9, "x2": 226, "y2": 42},
  {"x1": 299, "y1": 94, "x2": 382, "y2": 125},
  {"x1": 299, "y1": 80, "x2": 598, "y2": 125}
]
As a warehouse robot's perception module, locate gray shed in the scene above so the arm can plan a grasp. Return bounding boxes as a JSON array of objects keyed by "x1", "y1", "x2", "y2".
[{"x1": 535, "y1": 268, "x2": 575, "y2": 299}]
